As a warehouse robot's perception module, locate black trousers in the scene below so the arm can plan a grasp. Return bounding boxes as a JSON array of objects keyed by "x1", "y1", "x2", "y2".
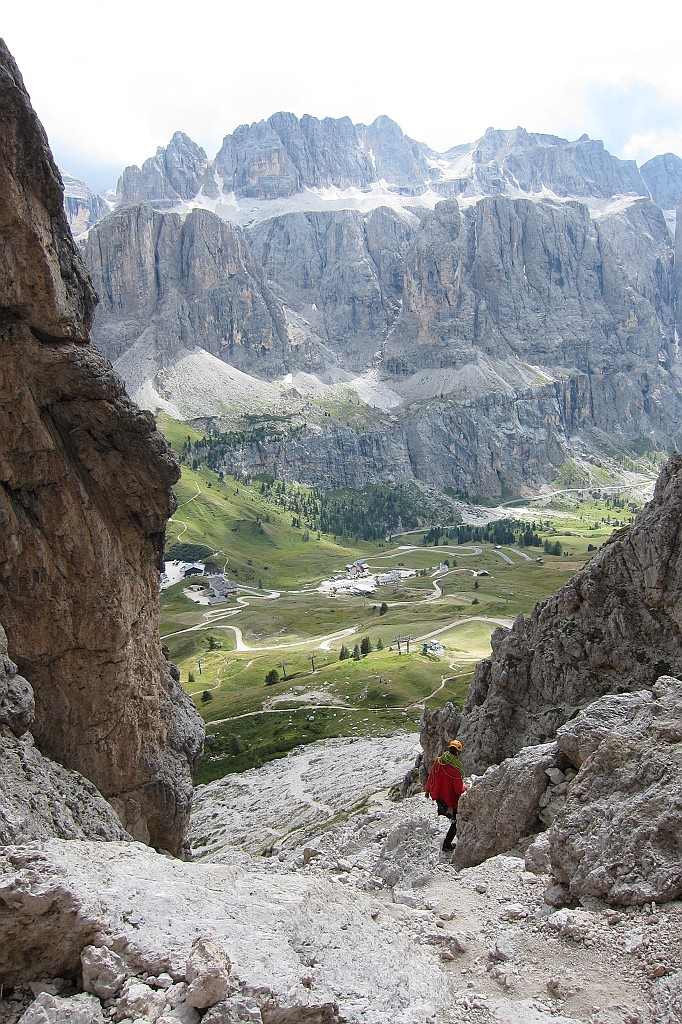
[{"x1": 442, "y1": 814, "x2": 458, "y2": 849}]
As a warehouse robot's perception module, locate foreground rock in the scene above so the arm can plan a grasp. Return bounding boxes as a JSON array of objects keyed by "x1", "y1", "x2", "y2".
[
  {"x1": 0, "y1": 39, "x2": 203, "y2": 854},
  {"x1": 0, "y1": 838, "x2": 449, "y2": 1024},
  {"x1": 459, "y1": 453, "x2": 682, "y2": 772},
  {"x1": 454, "y1": 743, "x2": 558, "y2": 870},
  {"x1": 3, "y1": 735, "x2": 680, "y2": 1024},
  {"x1": 550, "y1": 676, "x2": 682, "y2": 905},
  {"x1": 452, "y1": 677, "x2": 682, "y2": 907},
  {"x1": 1, "y1": 623, "x2": 129, "y2": 845}
]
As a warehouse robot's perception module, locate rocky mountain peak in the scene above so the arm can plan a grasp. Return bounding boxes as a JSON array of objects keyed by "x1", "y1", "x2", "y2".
[
  {"x1": 117, "y1": 129, "x2": 211, "y2": 207},
  {"x1": 641, "y1": 151, "x2": 682, "y2": 209}
]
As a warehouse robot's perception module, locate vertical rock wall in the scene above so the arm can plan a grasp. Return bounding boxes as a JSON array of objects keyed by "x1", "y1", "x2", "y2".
[
  {"x1": 459, "y1": 453, "x2": 682, "y2": 773},
  {"x1": 0, "y1": 39, "x2": 204, "y2": 855}
]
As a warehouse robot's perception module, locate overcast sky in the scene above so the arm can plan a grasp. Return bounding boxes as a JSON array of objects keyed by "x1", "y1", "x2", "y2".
[{"x1": 4, "y1": 0, "x2": 682, "y2": 191}]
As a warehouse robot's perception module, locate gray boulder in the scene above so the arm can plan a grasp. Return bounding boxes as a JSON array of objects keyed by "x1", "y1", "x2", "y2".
[
  {"x1": 454, "y1": 742, "x2": 558, "y2": 869},
  {"x1": 555, "y1": 690, "x2": 653, "y2": 767},
  {"x1": 18, "y1": 992, "x2": 105, "y2": 1024},
  {"x1": 549, "y1": 676, "x2": 682, "y2": 905}
]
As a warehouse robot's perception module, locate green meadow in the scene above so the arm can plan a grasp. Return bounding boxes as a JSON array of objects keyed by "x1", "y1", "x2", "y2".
[{"x1": 157, "y1": 417, "x2": 653, "y2": 781}]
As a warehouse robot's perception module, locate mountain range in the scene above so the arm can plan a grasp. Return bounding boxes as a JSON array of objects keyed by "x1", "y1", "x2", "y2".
[{"x1": 67, "y1": 114, "x2": 682, "y2": 498}]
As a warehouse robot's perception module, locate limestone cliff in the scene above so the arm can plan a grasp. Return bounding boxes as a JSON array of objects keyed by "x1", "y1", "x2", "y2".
[
  {"x1": 248, "y1": 206, "x2": 414, "y2": 369},
  {"x1": 1, "y1": 623, "x2": 130, "y2": 846},
  {"x1": 83, "y1": 182, "x2": 682, "y2": 498},
  {"x1": 0, "y1": 39, "x2": 203, "y2": 855},
  {"x1": 640, "y1": 152, "x2": 682, "y2": 210},
  {"x1": 459, "y1": 453, "x2": 682, "y2": 773},
  {"x1": 61, "y1": 171, "x2": 110, "y2": 237},
  {"x1": 116, "y1": 131, "x2": 214, "y2": 207},
  {"x1": 84, "y1": 203, "x2": 298, "y2": 378}
]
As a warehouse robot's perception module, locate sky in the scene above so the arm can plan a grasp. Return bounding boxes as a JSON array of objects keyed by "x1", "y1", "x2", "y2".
[{"x1": 4, "y1": 0, "x2": 682, "y2": 191}]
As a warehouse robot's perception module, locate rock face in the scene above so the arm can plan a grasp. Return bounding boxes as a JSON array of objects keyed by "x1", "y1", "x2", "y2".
[
  {"x1": 0, "y1": 39, "x2": 204, "y2": 855},
  {"x1": 388, "y1": 195, "x2": 675, "y2": 375},
  {"x1": 1, "y1": 622, "x2": 130, "y2": 846},
  {"x1": 418, "y1": 703, "x2": 462, "y2": 783},
  {"x1": 84, "y1": 203, "x2": 296, "y2": 377},
  {"x1": 81, "y1": 113, "x2": 682, "y2": 497},
  {"x1": 454, "y1": 743, "x2": 558, "y2": 870},
  {"x1": 550, "y1": 676, "x2": 682, "y2": 905},
  {"x1": 116, "y1": 118, "x2": 656, "y2": 209},
  {"x1": 117, "y1": 131, "x2": 213, "y2": 207},
  {"x1": 61, "y1": 171, "x2": 110, "y2": 236},
  {"x1": 459, "y1": 453, "x2": 682, "y2": 772},
  {"x1": 249, "y1": 206, "x2": 414, "y2": 369},
  {"x1": 641, "y1": 152, "x2": 682, "y2": 209},
  {"x1": 453, "y1": 127, "x2": 646, "y2": 199},
  {"x1": 0, "y1": 838, "x2": 449, "y2": 1021},
  {"x1": 0, "y1": 729, "x2": 131, "y2": 846},
  {"x1": 451, "y1": 678, "x2": 682, "y2": 907}
]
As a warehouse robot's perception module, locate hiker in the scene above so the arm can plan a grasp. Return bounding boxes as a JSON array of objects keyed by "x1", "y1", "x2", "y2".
[{"x1": 425, "y1": 738, "x2": 466, "y2": 852}]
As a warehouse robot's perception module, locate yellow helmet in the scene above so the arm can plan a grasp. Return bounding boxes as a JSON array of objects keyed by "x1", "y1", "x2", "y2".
[{"x1": 448, "y1": 739, "x2": 463, "y2": 752}]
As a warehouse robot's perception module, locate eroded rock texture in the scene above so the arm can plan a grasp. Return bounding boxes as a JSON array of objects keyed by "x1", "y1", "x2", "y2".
[
  {"x1": 0, "y1": 39, "x2": 203, "y2": 855},
  {"x1": 550, "y1": 676, "x2": 682, "y2": 905},
  {"x1": 454, "y1": 743, "x2": 558, "y2": 870},
  {"x1": 1, "y1": 622, "x2": 129, "y2": 845},
  {"x1": 452, "y1": 679, "x2": 682, "y2": 905},
  {"x1": 0, "y1": 838, "x2": 448, "y2": 1017},
  {"x1": 460, "y1": 452, "x2": 682, "y2": 772},
  {"x1": 84, "y1": 203, "x2": 293, "y2": 377}
]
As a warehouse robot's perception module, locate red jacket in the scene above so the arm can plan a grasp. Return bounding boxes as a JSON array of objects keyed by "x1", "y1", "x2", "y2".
[{"x1": 425, "y1": 758, "x2": 466, "y2": 811}]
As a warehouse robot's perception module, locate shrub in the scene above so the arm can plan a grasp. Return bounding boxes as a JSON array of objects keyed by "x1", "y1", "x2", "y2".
[
  {"x1": 201, "y1": 690, "x2": 213, "y2": 703},
  {"x1": 380, "y1": 602, "x2": 388, "y2": 615},
  {"x1": 265, "y1": 668, "x2": 280, "y2": 686}
]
